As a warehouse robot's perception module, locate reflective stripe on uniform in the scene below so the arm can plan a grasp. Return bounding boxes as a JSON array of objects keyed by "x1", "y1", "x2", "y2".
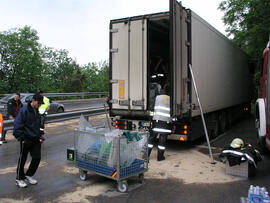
[
  {"x1": 158, "y1": 145, "x2": 166, "y2": 150},
  {"x1": 152, "y1": 128, "x2": 171, "y2": 133},
  {"x1": 154, "y1": 112, "x2": 170, "y2": 118},
  {"x1": 222, "y1": 149, "x2": 257, "y2": 168},
  {"x1": 154, "y1": 106, "x2": 170, "y2": 111},
  {"x1": 148, "y1": 144, "x2": 154, "y2": 148}
]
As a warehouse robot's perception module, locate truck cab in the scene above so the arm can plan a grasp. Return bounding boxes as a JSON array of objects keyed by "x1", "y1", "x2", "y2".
[{"x1": 255, "y1": 41, "x2": 270, "y2": 151}]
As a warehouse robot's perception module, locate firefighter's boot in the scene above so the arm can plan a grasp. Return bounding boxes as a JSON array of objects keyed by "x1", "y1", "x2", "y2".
[
  {"x1": 148, "y1": 148, "x2": 153, "y2": 158},
  {"x1": 157, "y1": 149, "x2": 165, "y2": 161}
]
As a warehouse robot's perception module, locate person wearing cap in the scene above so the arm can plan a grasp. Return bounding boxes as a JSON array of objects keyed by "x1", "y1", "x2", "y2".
[
  {"x1": 13, "y1": 93, "x2": 45, "y2": 188},
  {"x1": 38, "y1": 90, "x2": 50, "y2": 135}
]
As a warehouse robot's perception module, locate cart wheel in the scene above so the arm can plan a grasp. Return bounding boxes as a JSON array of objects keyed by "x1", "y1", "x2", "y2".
[
  {"x1": 79, "y1": 169, "x2": 87, "y2": 181},
  {"x1": 117, "y1": 180, "x2": 128, "y2": 193},
  {"x1": 138, "y1": 173, "x2": 144, "y2": 183}
]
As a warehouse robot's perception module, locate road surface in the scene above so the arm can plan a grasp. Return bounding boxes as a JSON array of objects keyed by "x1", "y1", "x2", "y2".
[{"x1": 0, "y1": 114, "x2": 269, "y2": 203}]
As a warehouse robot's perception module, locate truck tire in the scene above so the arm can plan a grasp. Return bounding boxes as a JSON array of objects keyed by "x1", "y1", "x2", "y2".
[
  {"x1": 219, "y1": 112, "x2": 226, "y2": 134},
  {"x1": 210, "y1": 120, "x2": 219, "y2": 139},
  {"x1": 226, "y1": 111, "x2": 232, "y2": 130},
  {"x1": 206, "y1": 113, "x2": 219, "y2": 139}
]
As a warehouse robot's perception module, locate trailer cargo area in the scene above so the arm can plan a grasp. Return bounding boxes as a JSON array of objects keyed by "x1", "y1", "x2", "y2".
[
  {"x1": 109, "y1": 13, "x2": 171, "y2": 117},
  {"x1": 109, "y1": 0, "x2": 252, "y2": 141}
]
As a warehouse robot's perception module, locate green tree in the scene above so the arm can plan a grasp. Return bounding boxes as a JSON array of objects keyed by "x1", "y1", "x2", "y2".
[
  {"x1": 0, "y1": 25, "x2": 108, "y2": 94},
  {"x1": 219, "y1": 0, "x2": 270, "y2": 65},
  {"x1": 41, "y1": 47, "x2": 81, "y2": 92},
  {"x1": 81, "y1": 61, "x2": 109, "y2": 92},
  {"x1": 219, "y1": 0, "x2": 270, "y2": 99},
  {"x1": 0, "y1": 26, "x2": 44, "y2": 93}
]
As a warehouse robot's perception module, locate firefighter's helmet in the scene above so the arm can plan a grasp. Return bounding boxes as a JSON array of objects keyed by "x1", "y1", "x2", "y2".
[{"x1": 230, "y1": 138, "x2": 244, "y2": 148}]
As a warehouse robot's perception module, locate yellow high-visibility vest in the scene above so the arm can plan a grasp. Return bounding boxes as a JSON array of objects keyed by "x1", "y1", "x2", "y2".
[{"x1": 39, "y1": 96, "x2": 50, "y2": 114}]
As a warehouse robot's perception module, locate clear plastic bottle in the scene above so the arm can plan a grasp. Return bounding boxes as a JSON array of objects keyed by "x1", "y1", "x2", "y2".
[
  {"x1": 261, "y1": 187, "x2": 267, "y2": 194},
  {"x1": 248, "y1": 185, "x2": 254, "y2": 199},
  {"x1": 264, "y1": 192, "x2": 270, "y2": 203},
  {"x1": 255, "y1": 186, "x2": 260, "y2": 195},
  {"x1": 248, "y1": 189, "x2": 250, "y2": 199}
]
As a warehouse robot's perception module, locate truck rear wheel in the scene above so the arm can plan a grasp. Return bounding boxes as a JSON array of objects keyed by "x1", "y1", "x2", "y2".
[
  {"x1": 207, "y1": 113, "x2": 219, "y2": 139},
  {"x1": 219, "y1": 112, "x2": 226, "y2": 134},
  {"x1": 226, "y1": 111, "x2": 232, "y2": 130},
  {"x1": 210, "y1": 120, "x2": 219, "y2": 139}
]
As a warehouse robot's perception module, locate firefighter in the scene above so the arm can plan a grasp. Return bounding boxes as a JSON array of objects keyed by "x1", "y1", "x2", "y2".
[
  {"x1": 38, "y1": 90, "x2": 50, "y2": 135},
  {"x1": 148, "y1": 85, "x2": 171, "y2": 161}
]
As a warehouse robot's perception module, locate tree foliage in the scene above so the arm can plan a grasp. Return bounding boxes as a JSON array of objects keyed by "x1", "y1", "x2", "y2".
[
  {"x1": 81, "y1": 61, "x2": 109, "y2": 92},
  {"x1": 219, "y1": 0, "x2": 270, "y2": 65},
  {"x1": 0, "y1": 26, "x2": 43, "y2": 93},
  {"x1": 0, "y1": 26, "x2": 109, "y2": 94}
]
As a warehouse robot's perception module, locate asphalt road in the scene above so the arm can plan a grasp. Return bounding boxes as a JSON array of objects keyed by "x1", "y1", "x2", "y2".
[{"x1": 0, "y1": 114, "x2": 270, "y2": 203}]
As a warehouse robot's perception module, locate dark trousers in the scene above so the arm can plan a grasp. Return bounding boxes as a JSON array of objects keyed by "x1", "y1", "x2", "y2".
[
  {"x1": 148, "y1": 131, "x2": 169, "y2": 161},
  {"x1": 16, "y1": 139, "x2": 41, "y2": 180},
  {"x1": 1, "y1": 121, "x2": 7, "y2": 141},
  {"x1": 149, "y1": 132, "x2": 168, "y2": 150}
]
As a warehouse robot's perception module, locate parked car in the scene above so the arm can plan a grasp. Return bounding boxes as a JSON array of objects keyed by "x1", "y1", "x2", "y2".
[{"x1": 0, "y1": 93, "x2": 64, "y2": 119}]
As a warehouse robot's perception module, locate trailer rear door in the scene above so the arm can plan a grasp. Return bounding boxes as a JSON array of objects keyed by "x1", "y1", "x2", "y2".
[
  {"x1": 110, "y1": 19, "x2": 147, "y2": 111},
  {"x1": 170, "y1": 0, "x2": 189, "y2": 117}
]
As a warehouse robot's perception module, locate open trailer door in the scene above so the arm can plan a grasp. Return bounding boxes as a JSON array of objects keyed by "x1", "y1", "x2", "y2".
[
  {"x1": 170, "y1": 0, "x2": 190, "y2": 117},
  {"x1": 110, "y1": 18, "x2": 147, "y2": 113}
]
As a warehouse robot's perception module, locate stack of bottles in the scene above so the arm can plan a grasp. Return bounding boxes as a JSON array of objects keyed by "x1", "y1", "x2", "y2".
[{"x1": 248, "y1": 185, "x2": 270, "y2": 203}]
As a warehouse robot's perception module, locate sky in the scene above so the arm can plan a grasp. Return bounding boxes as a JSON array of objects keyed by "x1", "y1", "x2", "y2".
[{"x1": 0, "y1": 0, "x2": 226, "y2": 66}]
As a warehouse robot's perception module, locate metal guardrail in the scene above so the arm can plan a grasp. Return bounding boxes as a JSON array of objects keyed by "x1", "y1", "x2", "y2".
[
  {"x1": 3, "y1": 108, "x2": 105, "y2": 131},
  {"x1": 44, "y1": 92, "x2": 108, "y2": 98},
  {"x1": 0, "y1": 92, "x2": 108, "y2": 99}
]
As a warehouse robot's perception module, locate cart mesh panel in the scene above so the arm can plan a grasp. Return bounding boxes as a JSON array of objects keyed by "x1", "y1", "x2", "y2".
[{"x1": 75, "y1": 129, "x2": 148, "y2": 179}]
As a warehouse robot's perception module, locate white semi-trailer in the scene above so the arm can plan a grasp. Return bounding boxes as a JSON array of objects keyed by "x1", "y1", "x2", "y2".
[{"x1": 109, "y1": 0, "x2": 252, "y2": 141}]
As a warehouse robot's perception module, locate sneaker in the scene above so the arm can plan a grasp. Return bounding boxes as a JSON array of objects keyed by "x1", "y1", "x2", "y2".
[
  {"x1": 25, "y1": 176, "x2": 38, "y2": 185},
  {"x1": 3, "y1": 140, "x2": 7, "y2": 143},
  {"x1": 16, "y1": 179, "x2": 28, "y2": 188}
]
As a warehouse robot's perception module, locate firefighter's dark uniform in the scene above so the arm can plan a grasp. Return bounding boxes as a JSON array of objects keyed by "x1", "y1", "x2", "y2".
[{"x1": 148, "y1": 94, "x2": 171, "y2": 161}]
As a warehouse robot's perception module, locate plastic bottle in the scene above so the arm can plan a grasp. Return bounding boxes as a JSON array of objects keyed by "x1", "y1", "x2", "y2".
[
  {"x1": 264, "y1": 192, "x2": 270, "y2": 203},
  {"x1": 261, "y1": 187, "x2": 267, "y2": 194},
  {"x1": 255, "y1": 186, "x2": 260, "y2": 195},
  {"x1": 248, "y1": 185, "x2": 254, "y2": 199}
]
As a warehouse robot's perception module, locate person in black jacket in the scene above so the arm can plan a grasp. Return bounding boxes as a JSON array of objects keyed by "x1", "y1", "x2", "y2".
[
  {"x1": 13, "y1": 93, "x2": 44, "y2": 188},
  {"x1": 1, "y1": 92, "x2": 23, "y2": 143}
]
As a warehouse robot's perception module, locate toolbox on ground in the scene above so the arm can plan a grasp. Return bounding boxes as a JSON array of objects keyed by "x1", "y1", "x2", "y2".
[{"x1": 225, "y1": 161, "x2": 256, "y2": 178}]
